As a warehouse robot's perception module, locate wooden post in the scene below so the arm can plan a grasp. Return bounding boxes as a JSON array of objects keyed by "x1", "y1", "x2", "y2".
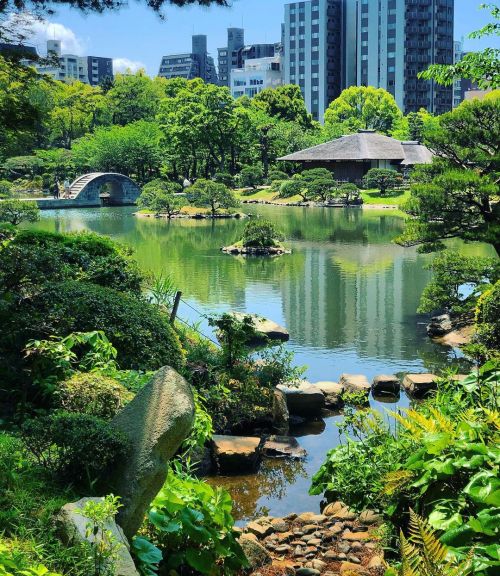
[{"x1": 170, "y1": 291, "x2": 182, "y2": 324}]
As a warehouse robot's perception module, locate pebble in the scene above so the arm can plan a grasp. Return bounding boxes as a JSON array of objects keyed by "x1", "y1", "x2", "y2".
[
  {"x1": 271, "y1": 518, "x2": 290, "y2": 533},
  {"x1": 308, "y1": 538, "x2": 322, "y2": 547},
  {"x1": 275, "y1": 545, "x2": 292, "y2": 554},
  {"x1": 303, "y1": 524, "x2": 319, "y2": 534},
  {"x1": 247, "y1": 521, "x2": 274, "y2": 538},
  {"x1": 348, "y1": 555, "x2": 361, "y2": 564},
  {"x1": 337, "y1": 542, "x2": 350, "y2": 553},
  {"x1": 296, "y1": 568, "x2": 320, "y2": 576}
]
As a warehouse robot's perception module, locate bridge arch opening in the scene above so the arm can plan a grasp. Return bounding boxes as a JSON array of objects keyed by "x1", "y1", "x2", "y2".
[{"x1": 69, "y1": 173, "x2": 140, "y2": 206}]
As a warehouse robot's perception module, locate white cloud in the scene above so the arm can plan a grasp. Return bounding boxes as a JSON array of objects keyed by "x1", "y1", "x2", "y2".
[
  {"x1": 113, "y1": 58, "x2": 147, "y2": 74},
  {"x1": 4, "y1": 13, "x2": 85, "y2": 55}
]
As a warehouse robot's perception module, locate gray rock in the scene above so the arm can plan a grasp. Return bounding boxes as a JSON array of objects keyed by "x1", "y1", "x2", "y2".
[
  {"x1": 272, "y1": 389, "x2": 290, "y2": 435},
  {"x1": 110, "y1": 366, "x2": 195, "y2": 538},
  {"x1": 263, "y1": 435, "x2": 307, "y2": 459},
  {"x1": 211, "y1": 435, "x2": 263, "y2": 474},
  {"x1": 402, "y1": 373, "x2": 438, "y2": 398},
  {"x1": 427, "y1": 314, "x2": 453, "y2": 337},
  {"x1": 313, "y1": 381, "x2": 344, "y2": 408},
  {"x1": 227, "y1": 312, "x2": 289, "y2": 345},
  {"x1": 277, "y1": 381, "x2": 325, "y2": 417},
  {"x1": 239, "y1": 534, "x2": 272, "y2": 569},
  {"x1": 56, "y1": 497, "x2": 139, "y2": 576},
  {"x1": 296, "y1": 568, "x2": 321, "y2": 576},
  {"x1": 372, "y1": 374, "x2": 400, "y2": 395},
  {"x1": 339, "y1": 374, "x2": 371, "y2": 395}
]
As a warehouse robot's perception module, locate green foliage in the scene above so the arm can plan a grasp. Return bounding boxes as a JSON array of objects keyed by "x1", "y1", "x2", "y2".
[
  {"x1": 0, "y1": 542, "x2": 63, "y2": 576},
  {"x1": 130, "y1": 537, "x2": 162, "y2": 576},
  {"x1": 338, "y1": 183, "x2": 360, "y2": 204},
  {"x1": 21, "y1": 412, "x2": 128, "y2": 490},
  {"x1": 0, "y1": 199, "x2": 39, "y2": 226},
  {"x1": 475, "y1": 281, "x2": 500, "y2": 356},
  {"x1": 419, "y1": 4, "x2": 499, "y2": 89},
  {"x1": 418, "y1": 251, "x2": 500, "y2": 315},
  {"x1": 213, "y1": 172, "x2": 234, "y2": 188},
  {"x1": 324, "y1": 86, "x2": 403, "y2": 135},
  {"x1": 77, "y1": 495, "x2": 123, "y2": 576},
  {"x1": 279, "y1": 176, "x2": 309, "y2": 201},
  {"x1": 146, "y1": 469, "x2": 247, "y2": 575},
  {"x1": 138, "y1": 179, "x2": 185, "y2": 217},
  {"x1": 253, "y1": 84, "x2": 313, "y2": 128},
  {"x1": 208, "y1": 313, "x2": 257, "y2": 372},
  {"x1": 0, "y1": 180, "x2": 12, "y2": 199},
  {"x1": 56, "y1": 372, "x2": 133, "y2": 420},
  {"x1": 188, "y1": 179, "x2": 239, "y2": 216},
  {"x1": 363, "y1": 168, "x2": 403, "y2": 195},
  {"x1": 267, "y1": 169, "x2": 288, "y2": 183},
  {"x1": 241, "y1": 219, "x2": 285, "y2": 248},
  {"x1": 238, "y1": 165, "x2": 264, "y2": 189}
]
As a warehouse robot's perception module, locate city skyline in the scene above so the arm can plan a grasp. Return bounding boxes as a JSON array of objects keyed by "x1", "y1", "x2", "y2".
[{"x1": 15, "y1": 0, "x2": 499, "y2": 75}]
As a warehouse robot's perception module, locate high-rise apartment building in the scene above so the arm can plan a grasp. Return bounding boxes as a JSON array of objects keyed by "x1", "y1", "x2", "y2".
[
  {"x1": 231, "y1": 55, "x2": 283, "y2": 99},
  {"x1": 283, "y1": 0, "x2": 343, "y2": 122},
  {"x1": 28, "y1": 40, "x2": 113, "y2": 85},
  {"x1": 158, "y1": 34, "x2": 218, "y2": 84},
  {"x1": 218, "y1": 28, "x2": 280, "y2": 87},
  {"x1": 282, "y1": 0, "x2": 454, "y2": 121}
]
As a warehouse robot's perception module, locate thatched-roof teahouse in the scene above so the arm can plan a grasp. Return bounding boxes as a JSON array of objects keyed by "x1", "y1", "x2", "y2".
[{"x1": 279, "y1": 130, "x2": 433, "y2": 182}]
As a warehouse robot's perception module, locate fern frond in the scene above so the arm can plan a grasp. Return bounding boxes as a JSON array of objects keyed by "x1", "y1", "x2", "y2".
[
  {"x1": 426, "y1": 407, "x2": 456, "y2": 434},
  {"x1": 483, "y1": 407, "x2": 500, "y2": 430},
  {"x1": 384, "y1": 470, "x2": 414, "y2": 495},
  {"x1": 408, "y1": 509, "x2": 448, "y2": 565},
  {"x1": 388, "y1": 409, "x2": 427, "y2": 438}
]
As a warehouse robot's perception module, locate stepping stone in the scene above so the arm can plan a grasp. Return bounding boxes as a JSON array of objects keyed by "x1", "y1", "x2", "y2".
[
  {"x1": 211, "y1": 435, "x2": 262, "y2": 474},
  {"x1": 313, "y1": 381, "x2": 344, "y2": 408},
  {"x1": 372, "y1": 374, "x2": 400, "y2": 395},
  {"x1": 339, "y1": 374, "x2": 371, "y2": 394},
  {"x1": 263, "y1": 435, "x2": 307, "y2": 459},
  {"x1": 277, "y1": 381, "x2": 325, "y2": 417},
  {"x1": 402, "y1": 373, "x2": 438, "y2": 398}
]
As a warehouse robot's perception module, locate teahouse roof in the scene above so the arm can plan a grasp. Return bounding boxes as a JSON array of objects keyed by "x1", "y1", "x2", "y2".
[{"x1": 279, "y1": 130, "x2": 432, "y2": 165}]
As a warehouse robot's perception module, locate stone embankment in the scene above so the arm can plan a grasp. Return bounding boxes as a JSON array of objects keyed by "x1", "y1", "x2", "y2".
[
  {"x1": 222, "y1": 244, "x2": 291, "y2": 255},
  {"x1": 136, "y1": 211, "x2": 246, "y2": 220},
  {"x1": 237, "y1": 503, "x2": 384, "y2": 576}
]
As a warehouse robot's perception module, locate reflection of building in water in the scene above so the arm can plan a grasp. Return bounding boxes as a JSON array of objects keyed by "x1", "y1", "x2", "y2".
[{"x1": 281, "y1": 244, "x2": 431, "y2": 360}]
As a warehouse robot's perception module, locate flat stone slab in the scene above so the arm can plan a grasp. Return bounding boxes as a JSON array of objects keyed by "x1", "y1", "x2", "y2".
[
  {"x1": 228, "y1": 312, "x2": 289, "y2": 345},
  {"x1": 339, "y1": 374, "x2": 371, "y2": 394},
  {"x1": 372, "y1": 374, "x2": 400, "y2": 395},
  {"x1": 277, "y1": 381, "x2": 325, "y2": 417},
  {"x1": 263, "y1": 435, "x2": 307, "y2": 459},
  {"x1": 211, "y1": 435, "x2": 262, "y2": 474},
  {"x1": 402, "y1": 373, "x2": 438, "y2": 397},
  {"x1": 313, "y1": 381, "x2": 344, "y2": 408}
]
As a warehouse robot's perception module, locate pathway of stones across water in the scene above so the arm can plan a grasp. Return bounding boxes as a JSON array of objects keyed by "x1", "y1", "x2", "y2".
[{"x1": 236, "y1": 503, "x2": 385, "y2": 576}]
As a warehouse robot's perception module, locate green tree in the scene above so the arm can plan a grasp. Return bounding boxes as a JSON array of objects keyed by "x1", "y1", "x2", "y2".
[
  {"x1": 419, "y1": 3, "x2": 500, "y2": 89},
  {"x1": 475, "y1": 280, "x2": 500, "y2": 356},
  {"x1": 188, "y1": 179, "x2": 239, "y2": 216},
  {"x1": 307, "y1": 178, "x2": 335, "y2": 203},
  {"x1": 241, "y1": 219, "x2": 285, "y2": 248},
  {"x1": 337, "y1": 183, "x2": 360, "y2": 205},
  {"x1": 324, "y1": 86, "x2": 403, "y2": 135},
  {"x1": 253, "y1": 85, "x2": 314, "y2": 128},
  {"x1": 363, "y1": 168, "x2": 403, "y2": 195},
  {"x1": 138, "y1": 179, "x2": 185, "y2": 217},
  {"x1": 0, "y1": 198, "x2": 39, "y2": 225},
  {"x1": 279, "y1": 177, "x2": 309, "y2": 201},
  {"x1": 239, "y1": 165, "x2": 264, "y2": 189},
  {"x1": 418, "y1": 251, "x2": 500, "y2": 316}
]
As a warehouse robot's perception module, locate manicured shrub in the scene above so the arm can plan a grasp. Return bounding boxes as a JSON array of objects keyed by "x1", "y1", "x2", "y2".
[
  {"x1": 56, "y1": 372, "x2": 133, "y2": 420},
  {"x1": 9, "y1": 281, "x2": 184, "y2": 372},
  {"x1": 241, "y1": 219, "x2": 284, "y2": 248},
  {"x1": 267, "y1": 169, "x2": 288, "y2": 183},
  {"x1": 213, "y1": 172, "x2": 235, "y2": 188},
  {"x1": 238, "y1": 165, "x2": 264, "y2": 189},
  {"x1": 21, "y1": 412, "x2": 129, "y2": 489},
  {"x1": 0, "y1": 229, "x2": 143, "y2": 296}
]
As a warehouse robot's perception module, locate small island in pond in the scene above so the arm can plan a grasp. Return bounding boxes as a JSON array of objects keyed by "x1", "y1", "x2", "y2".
[{"x1": 222, "y1": 219, "x2": 291, "y2": 255}]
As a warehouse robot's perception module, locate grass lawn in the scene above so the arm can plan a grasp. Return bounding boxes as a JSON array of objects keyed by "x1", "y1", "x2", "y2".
[{"x1": 360, "y1": 188, "x2": 411, "y2": 206}]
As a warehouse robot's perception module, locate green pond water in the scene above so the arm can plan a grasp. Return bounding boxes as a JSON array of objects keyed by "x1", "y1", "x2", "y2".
[{"x1": 31, "y1": 205, "x2": 495, "y2": 522}]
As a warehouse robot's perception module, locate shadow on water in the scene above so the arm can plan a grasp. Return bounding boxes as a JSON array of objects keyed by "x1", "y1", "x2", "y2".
[{"x1": 31, "y1": 205, "x2": 495, "y2": 521}]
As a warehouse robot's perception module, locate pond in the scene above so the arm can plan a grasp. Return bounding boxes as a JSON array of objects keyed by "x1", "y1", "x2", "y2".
[{"x1": 31, "y1": 205, "x2": 494, "y2": 522}]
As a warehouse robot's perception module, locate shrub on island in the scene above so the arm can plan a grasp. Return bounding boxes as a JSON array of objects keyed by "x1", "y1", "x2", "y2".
[{"x1": 222, "y1": 219, "x2": 289, "y2": 255}]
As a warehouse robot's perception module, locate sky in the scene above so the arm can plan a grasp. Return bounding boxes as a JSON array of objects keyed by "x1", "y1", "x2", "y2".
[{"x1": 18, "y1": 0, "x2": 500, "y2": 74}]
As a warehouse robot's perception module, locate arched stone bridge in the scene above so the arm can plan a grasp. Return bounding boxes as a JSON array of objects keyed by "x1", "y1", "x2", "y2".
[{"x1": 68, "y1": 173, "x2": 141, "y2": 206}]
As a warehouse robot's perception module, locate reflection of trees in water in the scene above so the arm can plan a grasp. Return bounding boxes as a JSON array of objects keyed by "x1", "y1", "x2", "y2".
[{"x1": 208, "y1": 458, "x2": 308, "y2": 521}]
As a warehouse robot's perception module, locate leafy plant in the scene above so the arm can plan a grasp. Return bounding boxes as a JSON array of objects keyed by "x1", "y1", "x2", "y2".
[
  {"x1": 238, "y1": 165, "x2": 264, "y2": 189},
  {"x1": 138, "y1": 179, "x2": 185, "y2": 218},
  {"x1": 130, "y1": 537, "x2": 162, "y2": 576},
  {"x1": 363, "y1": 168, "x2": 403, "y2": 195},
  {"x1": 77, "y1": 496, "x2": 123, "y2": 576},
  {"x1": 208, "y1": 313, "x2": 257, "y2": 372},
  {"x1": 146, "y1": 469, "x2": 247, "y2": 575},
  {"x1": 145, "y1": 272, "x2": 177, "y2": 310},
  {"x1": 21, "y1": 413, "x2": 129, "y2": 490},
  {"x1": 385, "y1": 509, "x2": 473, "y2": 576},
  {"x1": 241, "y1": 219, "x2": 285, "y2": 248},
  {"x1": 0, "y1": 199, "x2": 40, "y2": 226},
  {"x1": 0, "y1": 542, "x2": 63, "y2": 576}
]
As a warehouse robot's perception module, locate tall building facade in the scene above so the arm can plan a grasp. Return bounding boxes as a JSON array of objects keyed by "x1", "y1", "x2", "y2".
[
  {"x1": 218, "y1": 28, "x2": 280, "y2": 87},
  {"x1": 231, "y1": 56, "x2": 283, "y2": 99},
  {"x1": 158, "y1": 34, "x2": 218, "y2": 84},
  {"x1": 283, "y1": 0, "x2": 343, "y2": 122},
  {"x1": 29, "y1": 40, "x2": 113, "y2": 85},
  {"x1": 282, "y1": 0, "x2": 454, "y2": 121}
]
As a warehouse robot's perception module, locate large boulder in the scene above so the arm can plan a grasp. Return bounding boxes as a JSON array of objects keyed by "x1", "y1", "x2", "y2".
[
  {"x1": 239, "y1": 534, "x2": 272, "y2": 569},
  {"x1": 277, "y1": 381, "x2": 325, "y2": 417},
  {"x1": 211, "y1": 435, "x2": 263, "y2": 474},
  {"x1": 313, "y1": 381, "x2": 344, "y2": 408},
  {"x1": 402, "y1": 373, "x2": 437, "y2": 398},
  {"x1": 110, "y1": 366, "x2": 195, "y2": 538},
  {"x1": 427, "y1": 314, "x2": 453, "y2": 337},
  {"x1": 339, "y1": 374, "x2": 371, "y2": 394},
  {"x1": 228, "y1": 312, "x2": 289, "y2": 345},
  {"x1": 56, "y1": 497, "x2": 139, "y2": 576},
  {"x1": 272, "y1": 389, "x2": 289, "y2": 434},
  {"x1": 263, "y1": 435, "x2": 307, "y2": 459}
]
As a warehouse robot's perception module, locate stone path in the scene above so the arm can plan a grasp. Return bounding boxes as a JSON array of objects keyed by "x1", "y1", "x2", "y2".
[{"x1": 238, "y1": 503, "x2": 384, "y2": 576}]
